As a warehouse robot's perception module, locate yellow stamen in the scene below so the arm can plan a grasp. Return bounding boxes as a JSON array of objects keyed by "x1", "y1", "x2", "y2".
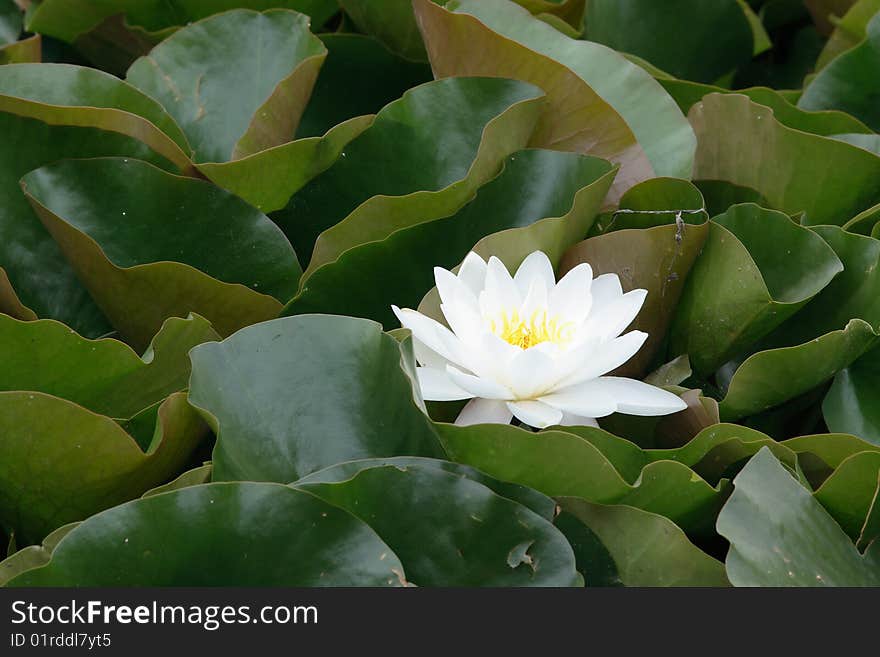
[{"x1": 490, "y1": 310, "x2": 574, "y2": 349}]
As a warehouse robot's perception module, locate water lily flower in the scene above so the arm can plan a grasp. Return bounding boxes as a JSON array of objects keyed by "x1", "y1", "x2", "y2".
[{"x1": 393, "y1": 251, "x2": 687, "y2": 429}]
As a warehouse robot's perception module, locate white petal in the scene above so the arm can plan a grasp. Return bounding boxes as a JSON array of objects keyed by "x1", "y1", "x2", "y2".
[
  {"x1": 513, "y1": 251, "x2": 555, "y2": 297},
  {"x1": 583, "y1": 289, "x2": 647, "y2": 340},
  {"x1": 556, "y1": 330, "x2": 648, "y2": 388},
  {"x1": 455, "y1": 398, "x2": 513, "y2": 426},
  {"x1": 559, "y1": 412, "x2": 599, "y2": 428},
  {"x1": 518, "y1": 277, "x2": 548, "y2": 321},
  {"x1": 590, "y1": 377, "x2": 687, "y2": 416},
  {"x1": 505, "y1": 347, "x2": 558, "y2": 399},
  {"x1": 590, "y1": 273, "x2": 623, "y2": 309},
  {"x1": 446, "y1": 365, "x2": 513, "y2": 400},
  {"x1": 457, "y1": 252, "x2": 488, "y2": 297},
  {"x1": 435, "y1": 266, "x2": 479, "y2": 312},
  {"x1": 507, "y1": 400, "x2": 563, "y2": 429},
  {"x1": 392, "y1": 306, "x2": 470, "y2": 370},
  {"x1": 538, "y1": 379, "x2": 618, "y2": 418},
  {"x1": 481, "y1": 256, "x2": 521, "y2": 317},
  {"x1": 416, "y1": 367, "x2": 473, "y2": 401},
  {"x1": 440, "y1": 301, "x2": 483, "y2": 347},
  {"x1": 549, "y1": 263, "x2": 593, "y2": 325},
  {"x1": 412, "y1": 336, "x2": 449, "y2": 369}
]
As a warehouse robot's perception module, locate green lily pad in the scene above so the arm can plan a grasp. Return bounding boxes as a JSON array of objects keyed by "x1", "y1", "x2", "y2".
[
  {"x1": 0, "y1": 391, "x2": 208, "y2": 546},
  {"x1": 719, "y1": 319, "x2": 879, "y2": 421},
  {"x1": 831, "y1": 133, "x2": 880, "y2": 156},
  {"x1": 583, "y1": 0, "x2": 754, "y2": 83},
  {"x1": 296, "y1": 460, "x2": 579, "y2": 586},
  {"x1": 815, "y1": 451, "x2": 880, "y2": 540},
  {"x1": 5, "y1": 482, "x2": 407, "y2": 586},
  {"x1": 296, "y1": 33, "x2": 431, "y2": 139},
  {"x1": 799, "y1": 13, "x2": 880, "y2": 131},
  {"x1": 783, "y1": 432, "x2": 880, "y2": 468},
  {"x1": 816, "y1": 0, "x2": 880, "y2": 69},
  {"x1": 297, "y1": 456, "x2": 556, "y2": 520},
  {"x1": 0, "y1": 33, "x2": 40, "y2": 64},
  {"x1": 0, "y1": 523, "x2": 78, "y2": 587},
  {"x1": 717, "y1": 447, "x2": 880, "y2": 586},
  {"x1": 0, "y1": 66, "x2": 200, "y2": 335},
  {"x1": 285, "y1": 150, "x2": 614, "y2": 327},
  {"x1": 560, "y1": 180, "x2": 709, "y2": 377},
  {"x1": 141, "y1": 464, "x2": 213, "y2": 498},
  {"x1": 338, "y1": 0, "x2": 430, "y2": 61},
  {"x1": 23, "y1": 157, "x2": 301, "y2": 349},
  {"x1": 188, "y1": 315, "x2": 443, "y2": 483},
  {"x1": 824, "y1": 340, "x2": 880, "y2": 445},
  {"x1": 126, "y1": 9, "x2": 326, "y2": 163},
  {"x1": 26, "y1": 1, "x2": 340, "y2": 43},
  {"x1": 0, "y1": 312, "x2": 217, "y2": 419},
  {"x1": 671, "y1": 204, "x2": 843, "y2": 375},
  {"x1": 278, "y1": 76, "x2": 544, "y2": 269},
  {"x1": 197, "y1": 115, "x2": 372, "y2": 214},
  {"x1": 764, "y1": 227, "x2": 880, "y2": 347},
  {"x1": 0, "y1": 63, "x2": 192, "y2": 169},
  {"x1": 414, "y1": 0, "x2": 688, "y2": 201},
  {"x1": 558, "y1": 497, "x2": 729, "y2": 586},
  {"x1": 690, "y1": 93, "x2": 880, "y2": 226},
  {"x1": 437, "y1": 423, "x2": 726, "y2": 537}
]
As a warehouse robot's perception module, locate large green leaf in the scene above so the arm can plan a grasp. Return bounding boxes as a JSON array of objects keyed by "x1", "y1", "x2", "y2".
[
  {"x1": 443, "y1": 0, "x2": 695, "y2": 181},
  {"x1": 0, "y1": 391, "x2": 208, "y2": 545},
  {"x1": 295, "y1": 34, "x2": 431, "y2": 139},
  {"x1": 188, "y1": 315, "x2": 443, "y2": 483},
  {"x1": 23, "y1": 157, "x2": 300, "y2": 350},
  {"x1": 560, "y1": 179, "x2": 709, "y2": 377},
  {"x1": 718, "y1": 319, "x2": 879, "y2": 421},
  {"x1": 671, "y1": 204, "x2": 843, "y2": 375},
  {"x1": 126, "y1": 9, "x2": 326, "y2": 163},
  {"x1": 689, "y1": 93, "x2": 880, "y2": 225},
  {"x1": 296, "y1": 459, "x2": 579, "y2": 586},
  {"x1": 815, "y1": 0, "x2": 880, "y2": 69},
  {"x1": 338, "y1": 0, "x2": 431, "y2": 61},
  {"x1": 799, "y1": 13, "x2": 880, "y2": 131},
  {"x1": 196, "y1": 116, "x2": 372, "y2": 214},
  {"x1": 0, "y1": 63, "x2": 191, "y2": 169},
  {"x1": 5, "y1": 482, "x2": 406, "y2": 586},
  {"x1": 558, "y1": 497, "x2": 729, "y2": 586},
  {"x1": 824, "y1": 342, "x2": 880, "y2": 445},
  {"x1": 437, "y1": 423, "x2": 726, "y2": 537},
  {"x1": 285, "y1": 150, "x2": 614, "y2": 327},
  {"x1": 583, "y1": 0, "x2": 754, "y2": 83},
  {"x1": 0, "y1": 64, "x2": 200, "y2": 335},
  {"x1": 0, "y1": 313, "x2": 217, "y2": 419},
  {"x1": 717, "y1": 447, "x2": 880, "y2": 586},
  {"x1": 0, "y1": 523, "x2": 78, "y2": 587},
  {"x1": 26, "y1": 0, "x2": 340, "y2": 42},
  {"x1": 414, "y1": 0, "x2": 693, "y2": 200},
  {"x1": 0, "y1": 33, "x2": 40, "y2": 65},
  {"x1": 0, "y1": 0, "x2": 19, "y2": 45},
  {"x1": 275, "y1": 76, "x2": 544, "y2": 268},
  {"x1": 763, "y1": 226, "x2": 880, "y2": 347},
  {"x1": 815, "y1": 451, "x2": 880, "y2": 539}
]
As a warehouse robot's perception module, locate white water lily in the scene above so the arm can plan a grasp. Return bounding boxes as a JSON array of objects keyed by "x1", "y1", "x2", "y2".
[{"x1": 393, "y1": 251, "x2": 687, "y2": 429}]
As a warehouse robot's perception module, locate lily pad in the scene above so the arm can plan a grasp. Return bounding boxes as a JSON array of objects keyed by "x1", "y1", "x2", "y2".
[
  {"x1": 285, "y1": 150, "x2": 614, "y2": 327},
  {"x1": 689, "y1": 93, "x2": 880, "y2": 226},
  {"x1": 560, "y1": 179, "x2": 709, "y2": 377},
  {"x1": 799, "y1": 12, "x2": 880, "y2": 131},
  {"x1": 583, "y1": 0, "x2": 754, "y2": 83},
  {"x1": 5, "y1": 482, "x2": 406, "y2": 586},
  {"x1": 671, "y1": 204, "x2": 843, "y2": 375},
  {"x1": 188, "y1": 315, "x2": 443, "y2": 483},
  {"x1": 0, "y1": 391, "x2": 208, "y2": 545},
  {"x1": 296, "y1": 460, "x2": 579, "y2": 586},
  {"x1": 23, "y1": 157, "x2": 301, "y2": 349},
  {"x1": 414, "y1": 0, "x2": 693, "y2": 199},
  {"x1": 814, "y1": 451, "x2": 880, "y2": 540},
  {"x1": 0, "y1": 312, "x2": 217, "y2": 419},
  {"x1": 824, "y1": 342, "x2": 880, "y2": 445},
  {"x1": 558, "y1": 497, "x2": 729, "y2": 587},
  {"x1": 717, "y1": 447, "x2": 880, "y2": 586},
  {"x1": 277, "y1": 76, "x2": 545, "y2": 269},
  {"x1": 295, "y1": 33, "x2": 431, "y2": 139},
  {"x1": 126, "y1": 9, "x2": 326, "y2": 162}
]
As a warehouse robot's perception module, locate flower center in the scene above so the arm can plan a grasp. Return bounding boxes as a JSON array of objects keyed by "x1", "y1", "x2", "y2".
[{"x1": 490, "y1": 310, "x2": 574, "y2": 350}]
